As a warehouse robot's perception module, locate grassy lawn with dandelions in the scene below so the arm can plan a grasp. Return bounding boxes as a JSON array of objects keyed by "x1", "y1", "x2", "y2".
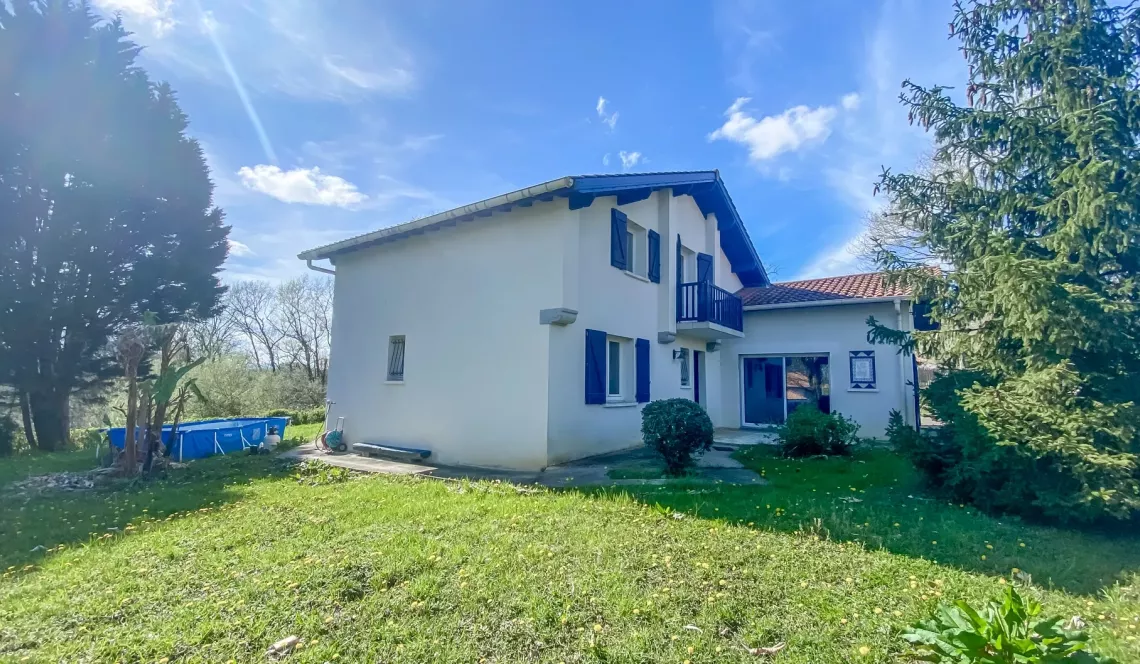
[{"x1": 0, "y1": 440, "x2": 1138, "y2": 663}]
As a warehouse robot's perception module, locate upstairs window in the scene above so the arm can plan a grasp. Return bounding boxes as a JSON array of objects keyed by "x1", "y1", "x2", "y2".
[{"x1": 625, "y1": 220, "x2": 648, "y2": 278}]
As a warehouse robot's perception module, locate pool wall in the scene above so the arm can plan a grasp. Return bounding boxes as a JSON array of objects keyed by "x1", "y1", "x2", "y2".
[{"x1": 107, "y1": 417, "x2": 291, "y2": 460}]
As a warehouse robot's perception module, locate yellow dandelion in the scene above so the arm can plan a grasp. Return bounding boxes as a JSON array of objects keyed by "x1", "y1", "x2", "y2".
[{"x1": 858, "y1": 645, "x2": 871, "y2": 656}]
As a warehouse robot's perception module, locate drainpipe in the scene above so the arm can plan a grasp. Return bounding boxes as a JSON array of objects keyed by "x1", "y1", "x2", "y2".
[
  {"x1": 306, "y1": 259, "x2": 335, "y2": 276},
  {"x1": 894, "y1": 298, "x2": 910, "y2": 426}
]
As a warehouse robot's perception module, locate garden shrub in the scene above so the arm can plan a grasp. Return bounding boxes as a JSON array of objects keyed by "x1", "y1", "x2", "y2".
[
  {"x1": 887, "y1": 370, "x2": 1135, "y2": 525},
  {"x1": 902, "y1": 587, "x2": 1113, "y2": 663},
  {"x1": 265, "y1": 406, "x2": 326, "y2": 426},
  {"x1": 0, "y1": 415, "x2": 17, "y2": 458},
  {"x1": 775, "y1": 404, "x2": 860, "y2": 457},
  {"x1": 640, "y1": 398, "x2": 714, "y2": 475}
]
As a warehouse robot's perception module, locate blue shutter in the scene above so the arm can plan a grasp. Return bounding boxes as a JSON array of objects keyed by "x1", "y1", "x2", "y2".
[
  {"x1": 647, "y1": 230, "x2": 661, "y2": 283},
  {"x1": 610, "y1": 209, "x2": 628, "y2": 270},
  {"x1": 697, "y1": 252, "x2": 713, "y2": 283},
  {"x1": 635, "y1": 338, "x2": 651, "y2": 403},
  {"x1": 585, "y1": 329, "x2": 607, "y2": 404}
]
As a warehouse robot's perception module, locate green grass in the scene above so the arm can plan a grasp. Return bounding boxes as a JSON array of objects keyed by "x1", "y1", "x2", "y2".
[{"x1": 0, "y1": 446, "x2": 1137, "y2": 663}]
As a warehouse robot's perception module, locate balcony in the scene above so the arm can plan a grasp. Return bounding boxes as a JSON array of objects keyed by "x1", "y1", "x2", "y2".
[{"x1": 676, "y1": 281, "x2": 744, "y2": 340}]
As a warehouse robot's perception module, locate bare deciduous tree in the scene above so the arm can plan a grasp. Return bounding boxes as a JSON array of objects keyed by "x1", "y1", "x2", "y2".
[
  {"x1": 186, "y1": 314, "x2": 236, "y2": 362},
  {"x1": 225, "y1": 281, "x2": 283, "y2": 371},
  {"x1": 277, "y1": 275, "x2": 333, "y2": 384}
]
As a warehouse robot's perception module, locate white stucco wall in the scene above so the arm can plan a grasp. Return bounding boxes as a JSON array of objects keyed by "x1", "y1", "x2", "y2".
[
  {"x1": 715, "y1": 301, "x2": 916, "y2": 438},
  {"x1": 545, "y1": 191, "x2": 739, "y2": 463},
  {"x1": 325, "y1": 201, "x2": 566, "y2": 470},
  {"x1": 324, "y1": 185, "x2": 766, "y2": 469}
]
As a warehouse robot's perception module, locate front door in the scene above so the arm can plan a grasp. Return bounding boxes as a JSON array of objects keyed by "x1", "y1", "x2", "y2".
[{"x1": 693, "y1": 350, "x2": 703, "y2": 406}]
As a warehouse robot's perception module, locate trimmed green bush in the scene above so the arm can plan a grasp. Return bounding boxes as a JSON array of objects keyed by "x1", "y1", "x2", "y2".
[
  {"x1": 775, "y1": 404, "x2": 859, "y2": 457},
  {"x1": 640, "y1": 398, "x2": 714, "y2": 475}
]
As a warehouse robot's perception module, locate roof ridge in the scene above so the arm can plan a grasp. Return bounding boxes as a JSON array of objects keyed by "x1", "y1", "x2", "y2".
[{"x1": 772, "y1": 271, "x2": 886, "y2": 286}]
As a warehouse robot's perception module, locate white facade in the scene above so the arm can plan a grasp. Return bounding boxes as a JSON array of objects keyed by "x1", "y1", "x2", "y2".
[
  {"x1": 317, "y1": 181, "x2": 916, "y2": 470},
  {"x1": 716, "y1": 301, "x2": 917, "y2": 438}
]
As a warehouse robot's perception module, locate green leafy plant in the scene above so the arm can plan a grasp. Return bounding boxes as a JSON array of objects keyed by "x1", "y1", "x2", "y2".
[
  {"x1": 291, "y1": 460, "x2": 354, "y2": 486},
  {"x1": 902, "y1": 587, "x2": 1115, "y2": 663},
  {"x1": 640, "y1": 398, "x2": 714, "y2": 476},
  {"x1": 775, "y1": 404, "x2": 860, "y2": 458}
]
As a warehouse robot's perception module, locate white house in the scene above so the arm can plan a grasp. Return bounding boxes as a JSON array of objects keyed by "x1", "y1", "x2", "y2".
[{"x1": 299, "y1": 171, "x2": 921, "y2": 470}]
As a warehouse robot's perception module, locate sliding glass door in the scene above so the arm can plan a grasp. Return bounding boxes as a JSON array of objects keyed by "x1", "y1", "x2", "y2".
[{"x1": 741, "y1": 355, "x2": 830, "y2": 426}]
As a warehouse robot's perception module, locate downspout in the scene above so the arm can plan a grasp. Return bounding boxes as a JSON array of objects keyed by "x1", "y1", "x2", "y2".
[
  {"x1": 894, "y1": 298, "x2": 910, "y2": 426},
  {"x1": 306, "y1": 259, "x2": 335, "y2": 275}
]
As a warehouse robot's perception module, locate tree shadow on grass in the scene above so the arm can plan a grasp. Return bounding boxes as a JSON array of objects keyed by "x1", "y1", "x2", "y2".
[
  {"x1": 0, "y1": 451, "x2": 301, "y2": 571},
  {"x1": 571, "y1": 448, "x2": 1140, "y2": 597}
]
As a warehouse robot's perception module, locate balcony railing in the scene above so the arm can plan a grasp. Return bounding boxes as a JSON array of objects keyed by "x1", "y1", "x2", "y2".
[{"x1": 677, "y1": 281, "x2": 744, "y2": 332}]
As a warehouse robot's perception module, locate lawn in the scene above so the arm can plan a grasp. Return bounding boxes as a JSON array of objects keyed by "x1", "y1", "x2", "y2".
[{"x1": 0, "y1": 443, "x2": 1137, "y2": 663}]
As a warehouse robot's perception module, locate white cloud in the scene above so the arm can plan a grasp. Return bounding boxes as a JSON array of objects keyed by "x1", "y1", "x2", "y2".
[
  {"x1": 93, "y1": 0, "x2": 175, "y2": 35},
  {"x1": 596, "y1": 96, "x2": 619, "y2": 130},
  {"x1": 238, "y1": 165, "x2": 368, "y2": 207},
  {"x1": 322, "y1": 56, "x2": 415, "y2": 95},
  {"x1": 619, "y1": 151, "x2": 642, "y2": 170},
  {"x1": 90, "y1": 0, "x2": 417, "y2": 102},
  {"x1": 227, "y1": 239, "x2": 254, "y2": 257},
  {"x1": 841, "y1": 93, "x2": 862, "y2": 111},
  {"x1": 602, "y1": 153, "x2": 611, "y2": 167},
  {"x1": 709, "y1": 97, "x2": 839, "y2": 162},
  {"x1": 792, "y1": 236, "x2": 865, "y2": 280}
]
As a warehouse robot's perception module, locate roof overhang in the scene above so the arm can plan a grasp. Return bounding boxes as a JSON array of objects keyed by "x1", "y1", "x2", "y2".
[
  {"x1": 297, "y1": 171, "x2": 770, "y2": 287},
  {"x1": 743, "y1": 295, "x2": 911, "y2": 312}
]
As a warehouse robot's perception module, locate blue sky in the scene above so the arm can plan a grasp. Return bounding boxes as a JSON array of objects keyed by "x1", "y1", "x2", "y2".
[{"x1": 93, "y1": 0, "x2": 965, "y2": 283}]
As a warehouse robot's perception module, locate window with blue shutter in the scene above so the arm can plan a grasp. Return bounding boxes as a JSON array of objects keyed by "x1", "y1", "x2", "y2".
[
  {"x1": 647, "y1": 230, "x2": 661, "y2": 283},
  {"x1": 610, "y1": 209, "x2": 628, "y2": 270},
  {"x1": 697, "y1": 252, "x2": 713, "y2": 283},
  {"x1": 635, "y1": 338, "x2": 650, "y2": 403},
  {"x1": 585, "y1": 329, "x2": 607, "y2": 404}
]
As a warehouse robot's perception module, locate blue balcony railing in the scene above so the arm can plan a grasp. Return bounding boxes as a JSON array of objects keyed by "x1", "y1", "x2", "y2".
[{"x1": 677, "y1": 281, "x2": 744, "y2": 332}]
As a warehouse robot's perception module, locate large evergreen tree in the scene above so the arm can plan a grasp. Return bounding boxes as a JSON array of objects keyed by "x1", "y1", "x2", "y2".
[
  {"x1": 0, "y1": 0, "x2": 229, "y2": 450},
  {"x1": 873, "y1": 0, "x2": 1140, "y2": 522}
]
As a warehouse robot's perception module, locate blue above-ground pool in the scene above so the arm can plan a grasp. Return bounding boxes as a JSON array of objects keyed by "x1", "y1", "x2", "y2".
[{"x1": 108, "y1": 417, "x2": 290, "y2": 461}]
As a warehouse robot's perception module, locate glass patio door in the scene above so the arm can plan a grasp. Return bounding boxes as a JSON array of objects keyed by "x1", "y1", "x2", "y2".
[
  {"x1": 742, "y1": 357, "x2": 786, "y2": 426},
  {"x1": 742, "y1": 355, "x2": 830, "y2": 426}
]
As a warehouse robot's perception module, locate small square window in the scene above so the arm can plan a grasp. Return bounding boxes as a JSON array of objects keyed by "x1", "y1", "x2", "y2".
[{"x1": 387, "y1": 335, "x2": 406, "y2": 382}]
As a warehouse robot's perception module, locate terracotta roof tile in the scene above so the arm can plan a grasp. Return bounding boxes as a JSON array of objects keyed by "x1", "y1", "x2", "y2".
[{"x1": 736, "y1": 271, "x2": 911, "y2": 307}]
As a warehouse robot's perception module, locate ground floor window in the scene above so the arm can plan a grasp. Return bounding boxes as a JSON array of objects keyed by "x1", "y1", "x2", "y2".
[
  {"x1": 742, "y1": 354, "x2": 830, "y2": 426},
  {"x1": 607, "y1": 337, "x2": 626, "y2": 401}
]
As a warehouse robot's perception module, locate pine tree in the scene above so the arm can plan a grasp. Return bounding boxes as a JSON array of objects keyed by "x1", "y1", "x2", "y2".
[
  {"x1": 0, "y1": 1, "x2": 229, "y2": 450},
  {"x1": 873, "y1": 0, "x2": 1140, "y2": 522}
]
